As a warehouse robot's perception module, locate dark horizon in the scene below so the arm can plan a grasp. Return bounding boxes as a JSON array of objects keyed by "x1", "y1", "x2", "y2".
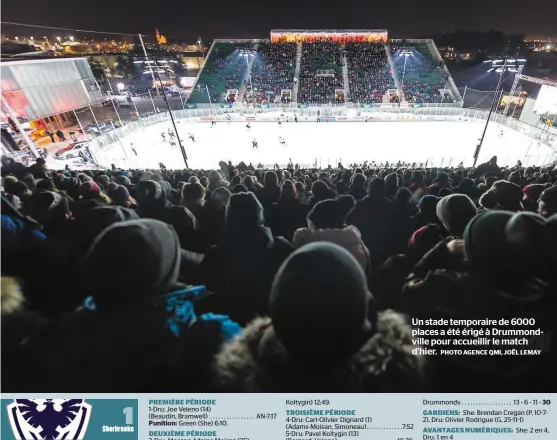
[{"x1": 2, "y1": 0, "x2": 556, "y2": 42}]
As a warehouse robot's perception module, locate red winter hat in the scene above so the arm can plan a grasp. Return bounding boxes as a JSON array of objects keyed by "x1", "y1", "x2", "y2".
[{"x1": 80, "y1": 181, "x2": 101, "y2": 199}]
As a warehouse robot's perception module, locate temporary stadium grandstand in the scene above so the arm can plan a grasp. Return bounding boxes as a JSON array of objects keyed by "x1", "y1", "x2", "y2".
[{"x1": 186, "y1": 30, "x2": 462, "y2": 106}]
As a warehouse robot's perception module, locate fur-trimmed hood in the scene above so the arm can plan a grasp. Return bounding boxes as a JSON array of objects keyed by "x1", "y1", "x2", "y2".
[{"x1": 213, "y1": 310, "x2": 426, "y2": 392}]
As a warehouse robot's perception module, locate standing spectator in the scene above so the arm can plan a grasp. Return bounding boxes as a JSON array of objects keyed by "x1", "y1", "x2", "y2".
[
  {"x1": 199, "y1": 192, "x2": 293, "y2": 325},
  {"x1": 266, "y1": 180, "x2": 309, "y2": 242}
]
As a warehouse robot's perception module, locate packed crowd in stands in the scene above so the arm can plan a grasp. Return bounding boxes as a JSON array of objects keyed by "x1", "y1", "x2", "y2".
[
  {"x1": 247, "y1": 42, "x2": 296, "y2": 104},
  {"x1": 298, "y1": 42, "x2": 344, "y2": 104},
  {"x1": 391, "y1": 44, "x2": 449, "y2": 104},
  {"x1": 2, "y1": 153, "x2": 556, "y2": 393},
  {"x1": 346, "y1": 43, "x2": 395, "y2": 103}
]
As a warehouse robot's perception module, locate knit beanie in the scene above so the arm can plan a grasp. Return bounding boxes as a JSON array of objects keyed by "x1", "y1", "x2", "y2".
[
  {"x1": 523, "y1": 184, "x2": 545, "y2": 200},
  {"x1": 505, "y1": 211, "x2": 556, "y2": 277},
  {"x1": 226, "y1": 191, "x2": 263, "y2": 228},
  {"x1": 73, "y1": 205, "x2": 139, "y2": 253},
  {"x1": 212, "y1": 186, "x2": 231, "y2": 203},
  {"x1": 79, "y1": 181, "x2": 101, "y2": 199},
  {"x1": 83, "y1": 219, "x2": 181, "y2": 309},
  {"x1": 539, "y1": 186, "x2": 557, "y2": 217},
  {"x1": 36, "y1": 179, "x2": 55, "y2": 191},
  {"x1": 281, "y1": 179, "x2": 296, "y2": 198},
  {"x1": 114, "y1": 175, "x2": 131, "y2": 186},
  {"x1": 270, "y1": 242, "x2": 372, "y2": 369},
  {"x1": 368, "y1": 177, "x2": 385, "y2": 196},
  {"x1": 308, "y1": 199, "x2": 345, "y2": 229},
  {"x1": 136, "y1": 180, "x2": 162, "y2": 203},
  {"x1": 77, "y1": 173, "x2": 93, "y2": 183},
  {"x1": 97, "y1": 175, "x2": 111, "y2": 189},
  {"x1": 231, "y1": 184, "x2": 249, "y2": 194},
  {"x1": 112, "y1": 185, "x2": 131, "y2": 206},
  {"x1": 479, "y1": 180, "x2": 522, "y2": 211},
  {"x1": 31, "y1": 191, "x2": 68, "y2": 223},
  {"x1": 464, "y1": 210, "x2": 514, "y2": 276},
  {"x1": 436, "y1": 193, "x2": 477, "y2": 236},
  {"x1": 418, "y1": 195, "x2": 439, "y2": 215},
  {"x1": 407, "y1": 224, "x2": 444, "y2": 262}
]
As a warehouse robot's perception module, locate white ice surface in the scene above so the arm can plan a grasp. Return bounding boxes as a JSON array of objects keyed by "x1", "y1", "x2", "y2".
[{"x1": 49, "y1": 120, "x2": 555, "y2": 170}]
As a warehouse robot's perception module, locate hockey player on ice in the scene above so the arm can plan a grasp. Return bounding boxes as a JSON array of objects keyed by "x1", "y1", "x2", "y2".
[
  {"x1": 161, "y1": 132, "x2": 166, "y2": 142},
  {"x1": 252, "y1": 139, "x2": 258, "y2": 150},
  {"x1": 188, "y1": 133, "x2": 195, "y2": 142},
  {"x1": 211, "y1": 120, "x2": 216, "y2": 128},
  {"x1": 246, "y1": 122, "x2": 251, "y2": 130},
  {"x1": 279, "y1": 136, "x2": 286, "y2": 146}
]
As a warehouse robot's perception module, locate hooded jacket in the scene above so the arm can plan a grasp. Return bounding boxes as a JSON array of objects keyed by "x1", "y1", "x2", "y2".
[
  {"x1": 198, "y1": 226, "x2": 294, "y2": 326},
  {"x1": 292, "y1": 226, "x2": 370, "y2": 273},
  {"x1": 213, "y1": 311, "x2": 426, "y2": 392}
]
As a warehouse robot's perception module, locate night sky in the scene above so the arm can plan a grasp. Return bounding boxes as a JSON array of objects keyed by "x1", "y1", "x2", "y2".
[{"x1": 2, "y1": 0, "x2": 556, "y2": 41}]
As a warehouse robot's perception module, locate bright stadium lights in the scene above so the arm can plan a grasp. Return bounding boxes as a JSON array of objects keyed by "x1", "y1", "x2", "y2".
[
  {"x1": 487, "y1": 68, "x2": 495, "y2": 72},
  {"x1": 518, "y1": 59, "x2": 527, "y2": 62},
  {"x1": 117, "y1": 83, "x2": 125, "y2": 91}
]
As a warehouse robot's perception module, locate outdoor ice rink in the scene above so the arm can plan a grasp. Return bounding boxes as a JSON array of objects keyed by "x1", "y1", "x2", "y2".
[{"x1": 58, "y1": 118, "x2": 556, "y2": 170}]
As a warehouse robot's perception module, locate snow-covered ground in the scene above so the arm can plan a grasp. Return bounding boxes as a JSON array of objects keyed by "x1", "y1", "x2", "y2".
[{"x1": 47, "y1": 119, "x2": 556, "y2": 170}]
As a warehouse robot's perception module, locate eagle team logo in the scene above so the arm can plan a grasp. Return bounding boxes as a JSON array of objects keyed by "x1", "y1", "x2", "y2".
[{"x1": 7, "y1": 399, "x2": 92, "y2": 440}]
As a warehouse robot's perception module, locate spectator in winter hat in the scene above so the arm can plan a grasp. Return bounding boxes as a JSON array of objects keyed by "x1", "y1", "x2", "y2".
[
  {"x1": 181, "y1": 182, "x2": 206, "y2": 222},
  {"x1": 308, "y1": 180, "x2": 334, "y2": 208},
  {"x1": 30, "y1": 191, "x2": 71, "y2": 239},
  {"x1": 231, "y1": 184, "x2": 248, "y2": 194},
  {"x1": 114, "y1": 175, "x2": 131, "y2": 186},
  {"x1": 293, "y1": 199, "x2": 370, "y2": 273},
  {"x1": 200, "y1": 187, "x2": 231, "y2": 248},
  {"x1": 37, "y1": 218, "x2": 239, "y2": 393},
  {"x1": 521, "y1": 184, "x2": 546, "y2": 212},
  {"x1": 97, "y1": 175, "x2": 111, "y2": 191},
  {"x1": 348, "y1": 173, "x2": 367, "y2": 200},
  {"x1": 64, "y1": 177, "x2": 81, "y2": 200},
  {"x1": 136, "y1": 180, "x2": 199, "y2": 250},
  {"x1": 479, "y1": 180, "x2": 522, "y2": 211},
  {"x1": 413, "y1": 195, "x2": 443, "y2": 231},
  {"x1": 267, "y1": 180, "x2": 309, "y2": 242},
  {"x1": 207, "y1": 170, "x2": 228, "y2": 192},
  {"x1": 198, "y1": 192, "x2": 293, "y2": 326},
  {"x1": 71, "y1": 205, "x2": 139, "y2": 254},
  {"x1": 111, "y1": 185, "x2": 137, "y2": 209},
  {"x1": 257, "y1": 171, "x2": 280, "y2": 209},
  {"x1": 213, "y1": 242, "x2": 425, "y2": 392},
  {"x1": 538, "y1": 186, "x2": 557, "y2": 218},
  {"x1": 436, "y1": 193, "x2": 477, "y2": 237},
  {"x1": 428, "y1": 172, "x2": 451, "y2": 196},
  {"x1": 83, "y1": 219, "x2": 182, "y2": 308},
  {"x1": 77, "y1": 173, "x2": 93, "y2": 183}
]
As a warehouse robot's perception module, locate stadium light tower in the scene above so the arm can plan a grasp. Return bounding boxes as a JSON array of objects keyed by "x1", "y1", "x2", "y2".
[
  {"x1": 399, "y1": 49, "x2": 413, "y2": 89},
  {"x1": 238, "y1": 49, "x2": 256, "y2": 107}
]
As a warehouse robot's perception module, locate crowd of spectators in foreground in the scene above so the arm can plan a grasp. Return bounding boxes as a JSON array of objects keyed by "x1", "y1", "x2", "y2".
[{"x1": 2, "y1": 154, "x2": 556, "y2": 393}]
